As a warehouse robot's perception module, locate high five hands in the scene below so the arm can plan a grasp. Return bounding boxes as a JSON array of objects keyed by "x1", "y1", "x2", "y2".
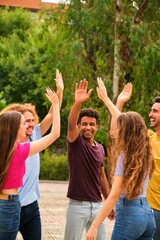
[
  {"x1": 75, "y1": 77, "x2": 132, "y2": 105},
  {"x1": 97, "y1": 77, "x2": 132, "y2": 103}
]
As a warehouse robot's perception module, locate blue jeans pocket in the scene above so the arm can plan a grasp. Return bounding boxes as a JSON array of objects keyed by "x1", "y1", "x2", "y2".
[
  {"x1": 0, "y1": 200, "x2": 20, "y2": 232},
  {"x1": 113, "y1": 198, "x2": 156, "y2": 240}
]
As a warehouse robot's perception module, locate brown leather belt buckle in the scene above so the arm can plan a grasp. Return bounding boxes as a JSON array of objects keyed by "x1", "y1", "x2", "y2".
[{"x1": 0, "y1": 193, "x2": 9, "y2": 200}]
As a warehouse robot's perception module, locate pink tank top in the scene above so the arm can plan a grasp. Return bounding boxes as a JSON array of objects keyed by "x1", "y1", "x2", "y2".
[{"x1": 2, "y1": 142, "x2": 30, "y2": 189}]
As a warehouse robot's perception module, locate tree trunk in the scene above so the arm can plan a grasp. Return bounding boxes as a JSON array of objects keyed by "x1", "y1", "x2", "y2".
[{"x1": 112, "y1": 0, "x2": 122, "y2": 101}]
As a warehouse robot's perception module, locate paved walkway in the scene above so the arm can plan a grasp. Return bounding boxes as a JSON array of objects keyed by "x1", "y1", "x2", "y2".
[{"x1": 17, "y1": 181, "x2": 114, "y2": 240}]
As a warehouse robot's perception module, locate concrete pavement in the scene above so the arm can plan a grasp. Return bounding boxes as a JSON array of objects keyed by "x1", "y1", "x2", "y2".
[{"x1": 17, "y1": 181, "x2": 114, "y2": 240}]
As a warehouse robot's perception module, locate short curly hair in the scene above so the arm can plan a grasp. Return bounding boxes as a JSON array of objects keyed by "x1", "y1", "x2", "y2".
[
  {"x1": 78, "y1": 108, "x2": 99, "y2": 124},
  {"x1": 1, "y1": 103, "x2": 39, "y2": 124}
]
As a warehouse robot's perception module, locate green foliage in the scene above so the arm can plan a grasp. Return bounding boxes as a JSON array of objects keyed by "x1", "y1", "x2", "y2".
[
  {"x1": 40, "y1": 149, "x2": 69, "y2": 180},
  {"x1": 0, "y1": 8, "x2": 45, "y2": 114},
  {"x1": 0, "y1": 7, "x2": 31, "y2": 37},
  {"x1": 104, "y1": 156, "x2": 110, "y2": 179}
]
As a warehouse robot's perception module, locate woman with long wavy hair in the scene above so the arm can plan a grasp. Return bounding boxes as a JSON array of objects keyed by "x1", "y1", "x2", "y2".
[
  {"x1": 0, "y1": 88, "x2": 60, "y2": 240},
  {"x1": 86, "y1": 78, "x2": 156, "y2": 240}
]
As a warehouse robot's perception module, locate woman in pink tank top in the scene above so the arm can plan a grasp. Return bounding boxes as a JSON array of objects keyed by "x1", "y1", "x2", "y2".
[{"x1": 0, "y1": 87, "x2": 61, "y2": 240}]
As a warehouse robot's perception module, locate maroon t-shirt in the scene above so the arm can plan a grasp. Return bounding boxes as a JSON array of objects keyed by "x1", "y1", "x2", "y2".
[{"x1": 67, "y1": 134, "x2": 104, "y2": 202}]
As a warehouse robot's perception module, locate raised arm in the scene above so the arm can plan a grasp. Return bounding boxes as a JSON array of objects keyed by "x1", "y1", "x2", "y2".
[
  {"x1": 67, "y1": 79, "x2": 92, "y2": 142},
  {"x1": 110, "y1": 82, "x2": 132, "y2": 137},
  {"x1": 40, "y1": 69, "x2": 64, "y2": 136},
  {"x1": 29, "y1": 88, "x2": 60, "y2": 156},
  {"x1": 96, "y1": 77, "x2": 120, "y2": 128},
  {"x1": 55, "y1": 69, "x2": 64, "y2": 109}
]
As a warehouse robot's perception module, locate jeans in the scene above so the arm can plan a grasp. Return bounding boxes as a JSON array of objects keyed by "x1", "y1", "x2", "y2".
[
  {"x1": 152, "y1": 208, "x2": 160, "y2": 240},
  {"x1": 19, "y1": 201, "x2": 41, "y2": 240},
  {"x1": 0, "y1": 195, "x2": 20, "y2": 240},
  {"x1": 64, "y1": 199, "x2": 106, "y2": 240},
  {"x1": 111, "y1": 198, "x2": 156, "y2": 240}
]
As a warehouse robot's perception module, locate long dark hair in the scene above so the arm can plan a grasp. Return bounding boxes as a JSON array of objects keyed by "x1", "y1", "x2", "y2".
[{"x1": 0, "y1": 111, "x2": 22, "y2": 190}]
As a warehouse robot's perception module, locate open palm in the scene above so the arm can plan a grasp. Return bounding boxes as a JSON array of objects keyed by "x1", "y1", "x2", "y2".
[
  {"x1": 96, "y1": 77, "x2": 108, "y2": 101},
  {"x1": 75, "y1": 79, "x2": 92, "y2": 103},
  {"x1": 117, "y1": 83, "x2": 132, "y2": 103}
]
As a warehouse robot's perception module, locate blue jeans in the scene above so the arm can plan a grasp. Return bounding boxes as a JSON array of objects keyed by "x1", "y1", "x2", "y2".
[
  {"x1": 111, "y1": 198, "x2": 156, "y2": 240},
  {"x1": 19, "y1": 201, "x2": 41, "y2": 240},
  {"x1": 64, "y1": 199, "x2": 106, "y2": 240},
  {"x1": 0, "y1": 195, "x2": 20, "y2": 240},
  {"x1": 152, "y1": 208, "x2": 160, "y2": 240}
]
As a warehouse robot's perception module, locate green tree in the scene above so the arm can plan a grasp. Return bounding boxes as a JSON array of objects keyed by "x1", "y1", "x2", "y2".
[{"x1": 0, "y1": 8, "x2": 44, "y2": 113}]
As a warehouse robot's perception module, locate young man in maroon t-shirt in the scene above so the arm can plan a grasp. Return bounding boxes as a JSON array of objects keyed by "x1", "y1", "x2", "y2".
[{"x1": 64, "y1": 79, "x2": 114, "y2": 240}]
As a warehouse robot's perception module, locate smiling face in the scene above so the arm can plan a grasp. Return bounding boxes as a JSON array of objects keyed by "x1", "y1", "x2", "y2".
[
  {"x1": 149, "y1": 102, "x2": 160, "y2": 131},
  {"x1": 78, "y1": 116, "x2": 98, "y2": 144},
  {"x1": 23, "y1": 111, "x2": 35, "y2": 138}
]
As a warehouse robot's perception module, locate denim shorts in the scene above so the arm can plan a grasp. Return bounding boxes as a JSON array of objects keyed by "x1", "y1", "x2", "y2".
[
  {"x1": 111, "y1": 198, "x2": 156, "y2": 240},
  {"x1": 0, "y1": 195, "x2": 20, "y2": 240}
]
